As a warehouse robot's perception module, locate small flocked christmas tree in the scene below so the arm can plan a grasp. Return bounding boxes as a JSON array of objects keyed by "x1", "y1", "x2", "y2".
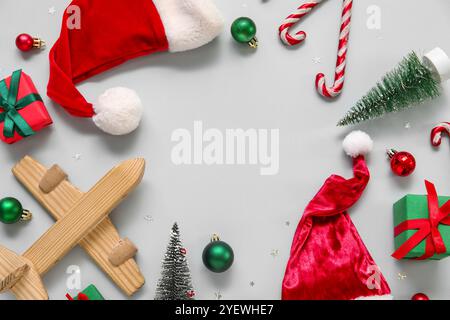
[
  {"x1": 338, "y1": 51, "x2": 441, "y2": 126},
  {"x1": 155, "y1": 223, "x2": 195, "y2": 300}
]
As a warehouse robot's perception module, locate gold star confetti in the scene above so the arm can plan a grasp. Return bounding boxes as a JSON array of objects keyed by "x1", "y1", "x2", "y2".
[
  {"x1": 397, "y1": 272, "x2": 407, "y2": 280},
  {"x1": 285, "y1": 221, "x2": 290, "y2": 226},
  {"x1": 270, "y1": 249, "x2": 279, "y2": 257},
  {"x1": 250, "y1": 281, "x2": 255, "y2": 287}
]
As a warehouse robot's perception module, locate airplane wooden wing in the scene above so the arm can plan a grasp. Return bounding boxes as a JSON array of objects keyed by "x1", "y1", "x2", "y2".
[{"x1": 12, "y1": 156, "x2": 145, "y2": 296}]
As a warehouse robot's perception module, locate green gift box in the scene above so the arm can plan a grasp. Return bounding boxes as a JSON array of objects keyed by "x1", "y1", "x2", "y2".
[
  {"x1": 74, "y1": 284, "x2": 105, "y2": 300},
  {"x1": 393, "y1": 189, "x2": 450, "y2": 260}
]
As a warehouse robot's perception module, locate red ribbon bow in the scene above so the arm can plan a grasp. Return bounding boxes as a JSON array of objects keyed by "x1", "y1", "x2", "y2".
[
  {"x1": 392, "y1": 180, "x2": 450, "y2": 260},
  {"x1": 66, "y1": 293, "x2": 90, "y2": 300}
]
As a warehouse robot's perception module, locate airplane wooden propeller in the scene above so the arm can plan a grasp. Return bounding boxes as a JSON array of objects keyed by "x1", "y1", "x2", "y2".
[{"x1": 0, "y1": 156, "x2": 146, "y2": 300}]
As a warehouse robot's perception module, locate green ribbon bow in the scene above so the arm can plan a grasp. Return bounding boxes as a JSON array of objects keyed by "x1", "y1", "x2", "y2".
[{"x1": 0, "y1": 69, "x2": 42, "y2": 138}]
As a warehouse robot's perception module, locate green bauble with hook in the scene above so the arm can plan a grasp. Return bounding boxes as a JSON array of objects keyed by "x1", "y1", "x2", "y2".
[
  {"x1": 0, "y1": 197, "x2": 32, "y2": 224},
  {"x1": 231, "y1": 17, "x2": 258, "y2": 48},
  {"x1": 202, "y1": 234, "x2": 234, "y2": 273}
]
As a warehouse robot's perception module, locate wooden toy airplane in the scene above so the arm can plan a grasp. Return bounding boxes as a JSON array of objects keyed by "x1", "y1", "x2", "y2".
[{"x1": 0, "y1": 156, "x2": 145, "y2": 300}]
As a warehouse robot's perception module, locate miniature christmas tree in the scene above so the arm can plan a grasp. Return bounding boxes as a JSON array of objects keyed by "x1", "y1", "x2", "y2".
[
  {"x1": 155, "y1": 223, "x2": 195, "y2": 300},
  {"x1": 338, "y1": 51, "x2": 441, "y2": 126}
]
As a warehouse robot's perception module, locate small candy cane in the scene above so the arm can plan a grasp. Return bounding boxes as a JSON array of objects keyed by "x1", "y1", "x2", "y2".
[
  {"x1": 278, "y1": 0, "x2": 324, "y2": 46},
  {"x1": 431, "y1": 122, "x2": 450, "y2": 147},
  {"x1": 315, "y1": 0, "x2": 353, "y2": 98}
]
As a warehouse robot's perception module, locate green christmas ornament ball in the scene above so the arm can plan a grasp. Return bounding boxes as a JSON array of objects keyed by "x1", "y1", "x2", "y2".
[
  {"x1": 231, "y1": 17, "x2": 258, "y2": 48},
  {"x1": 0, "y1": 197, "x2": 24, "y2": 224},
  {"x1": 202, "y1": 235, "x2": 234, "y2": 273}
]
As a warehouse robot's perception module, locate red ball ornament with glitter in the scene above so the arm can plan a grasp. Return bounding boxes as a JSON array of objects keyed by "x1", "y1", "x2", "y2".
[
  {"x1": 15, "y1": 33, "x2": 45, "y2": 52},
  {"x1": 387, "y1": 149, "x2": 416, "y2": 177},
  {"x1": 411, "y1": 293, "x2": 429, "y2": 300},
  {"x1": 186, "y1": 290, "x2": 195, "y2": 298}
]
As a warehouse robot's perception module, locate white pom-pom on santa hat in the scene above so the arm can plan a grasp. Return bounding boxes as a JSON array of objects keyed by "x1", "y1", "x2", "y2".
[
  {"x1": 93, "y1": 87, "x2": 143, "y2": 136},
  {"x1": 342, "y1": 130, "x2": 373, "y2": 158}
]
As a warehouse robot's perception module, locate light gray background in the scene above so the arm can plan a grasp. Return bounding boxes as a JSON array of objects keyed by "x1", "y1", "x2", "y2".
[{"x1": 0, "y1": 0, "x2": 450, "y2": 300}]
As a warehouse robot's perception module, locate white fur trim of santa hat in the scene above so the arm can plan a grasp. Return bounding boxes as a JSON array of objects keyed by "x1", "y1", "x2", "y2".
[
  {"x1": 342, "y1": 130, "x2": 373, "y2": 158},
  {"x1": 153, "y1": 0, "x2": 224, "y2": 52}
]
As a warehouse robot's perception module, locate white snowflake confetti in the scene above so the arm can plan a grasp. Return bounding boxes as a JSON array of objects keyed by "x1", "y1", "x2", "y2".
[
  {"x1": 270, "y1": 249, "x2": 279, "y2": 257},
  {"x1": 73, "y1": 153, "x2": 82, "y2": 160},
  {"x1": 48, "y1": 6, "x2": 56, "y2": 15},
  {"x1": 214, "y1": 290, "x2": 222, "y2": 300},
  {"x1": 404, "y1": 122, "x2": 411, "y2": 129},
  {"x1": 312, "y1": 57, "x2": 321, "y2": 64},
  {"x1": 144, "y1": 215, "x2": 154, "y2": 222}
]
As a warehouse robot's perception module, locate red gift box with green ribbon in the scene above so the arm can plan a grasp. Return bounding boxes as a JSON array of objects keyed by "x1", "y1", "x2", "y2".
[
  {"x1": 0, "y1": 69, "x2": 52, "y2": 144},
  {"x1": 392, "y1": 180, "x2": 450, "y2": 260}
]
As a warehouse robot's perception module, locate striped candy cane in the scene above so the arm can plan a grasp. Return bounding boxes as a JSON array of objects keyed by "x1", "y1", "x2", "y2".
[
  {"x1": 315, "y1": 0, "x2": 353, "y2": 98},
  {"x1": 279, "y1": 0, "x2": 324, "y2": 46},
  {"x1": 431, "y1": 122, "x2": 450, "y2": 147}
]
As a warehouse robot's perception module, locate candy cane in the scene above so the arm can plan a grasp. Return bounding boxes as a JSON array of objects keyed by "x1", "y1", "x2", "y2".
[
  {"x1": 279, "y1": 0, "x2": 353, "y2": 99},
  {"x1": 431, "y1": 122, "x2": 450, "y2": 147},
  {"x1": 315, "y1": 0, "x2": 353, "y2": 98},
  {"x1": 278, "y1": 0, "x2": 324, "y2": 46}
]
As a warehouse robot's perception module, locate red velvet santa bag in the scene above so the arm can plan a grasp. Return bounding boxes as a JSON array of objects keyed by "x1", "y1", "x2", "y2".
[{"x1": 282, "y1": 134, "x2": 392, "y2": 300}]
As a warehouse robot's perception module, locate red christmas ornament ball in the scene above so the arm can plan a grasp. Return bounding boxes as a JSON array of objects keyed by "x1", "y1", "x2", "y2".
[
  {"x1": 390, "y1": 151, "x2": 416, "y2": 177},
  {"x1": 186, "y1": 290, "x2": 195, "y2": 298},
  {"x1": 16, "y1": 33, "x2": 34, "y2": 52},
  {"x1": 411, "y1": 293, "x2": 429, "y2": 300}
]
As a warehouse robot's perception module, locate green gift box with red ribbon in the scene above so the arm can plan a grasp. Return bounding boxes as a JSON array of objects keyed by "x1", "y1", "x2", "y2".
[
  {"x1": 0, "y1": 69, "x2": 52, "y2": 144},
  {"x1": 392, "y1": 180, "x2": 450, "y2": 260},
  {"x1": 66, "y1": 284, "x2": 105, "y2": 300}
]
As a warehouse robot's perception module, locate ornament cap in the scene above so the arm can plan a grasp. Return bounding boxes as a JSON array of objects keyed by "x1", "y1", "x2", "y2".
[
  {"x1": 21, "y1": 209, "x2": 32, "y2": 221},
  {"x1": 32, "y1": 38, "x2": 46, "y2": 49},
  {"x1": 211, "y1": 234, "x2": 220, "y2": 242},
  {"x1": 386, "y1": 149, "x2": 398, "y2": 159},
  {"x1": 423, "y1": 47, "x2": 450, "y2": 83},
  {"x1": 248, "y1": 37, "x2": 258, "y2": 49}
]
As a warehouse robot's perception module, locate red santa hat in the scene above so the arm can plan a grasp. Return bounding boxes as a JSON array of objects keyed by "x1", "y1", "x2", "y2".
[
  {"x1": 47, "y1": 0, "x2": 223, "y2": 135},
  {"x1": 282, "y1": 131, "x2": 392, "y2": 300}
]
